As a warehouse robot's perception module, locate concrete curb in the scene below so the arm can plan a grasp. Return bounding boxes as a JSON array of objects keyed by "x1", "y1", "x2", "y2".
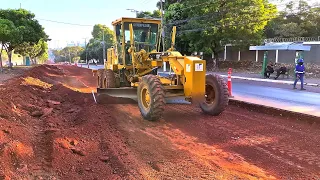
[
  {"x1": 228, "y1": 98, "x2": 320, "y2": 122},
  {"x1": 159, "y1": 72, "x2": 320, "y2": 87},
  {"x1": 220, "y1": 75, "x2": 320, "y2": 87}
]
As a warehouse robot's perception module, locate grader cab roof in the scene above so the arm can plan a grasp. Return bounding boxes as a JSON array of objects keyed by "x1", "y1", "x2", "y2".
[{"x1": 111, "y1": 17, "x2": 161, "y2": 25}]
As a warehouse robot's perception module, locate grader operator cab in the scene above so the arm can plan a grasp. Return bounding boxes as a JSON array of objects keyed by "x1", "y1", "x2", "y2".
[{"x1": 95, "y1": 17, "x2": 229, "y2": 121}]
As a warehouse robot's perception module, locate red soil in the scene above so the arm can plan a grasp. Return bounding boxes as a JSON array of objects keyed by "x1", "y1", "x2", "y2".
[{"x1": 0, "y1": 64, "x2": 319, "y2": 179}]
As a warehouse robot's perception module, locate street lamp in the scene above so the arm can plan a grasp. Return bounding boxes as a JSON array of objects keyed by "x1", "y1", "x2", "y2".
[{"x1": 126, "y1": 8, "x2": 140, "y2": 17}]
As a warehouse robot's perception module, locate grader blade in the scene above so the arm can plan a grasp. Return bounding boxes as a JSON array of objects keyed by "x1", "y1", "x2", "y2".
[{"x1": 96, "y1": 88, "x2": 137, "y2": 104}]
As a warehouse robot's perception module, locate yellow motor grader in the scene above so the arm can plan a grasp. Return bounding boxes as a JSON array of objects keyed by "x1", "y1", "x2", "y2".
[{"x1": 94, "y1": 17, "x2": 229, "y2": 121}]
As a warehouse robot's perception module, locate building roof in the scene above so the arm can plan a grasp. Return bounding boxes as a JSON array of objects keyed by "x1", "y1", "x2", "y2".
[
  {"x1": 249, "y1": 42, "x2": 311, "y2": 51},
  {"x1": 112, "y1": 17, "x2": 161, "y2": 25}
]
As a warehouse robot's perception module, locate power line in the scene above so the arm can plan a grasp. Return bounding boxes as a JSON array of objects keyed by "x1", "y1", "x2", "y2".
[
  {"x1": 174, "y1": 17, "x2": 279, "y2": 37},
  {"x1": 37, "y1": 18, "x2": 93, "y2": 27},
  {"x1": 165, "y1": 2, "x2": 320, "y2": 27},
  {"x1": 141, "y1": 0, "x2": 151, "y2": 5},
  {"x1": 178, "y1": 1, "x2": 216, "y2": 11}
]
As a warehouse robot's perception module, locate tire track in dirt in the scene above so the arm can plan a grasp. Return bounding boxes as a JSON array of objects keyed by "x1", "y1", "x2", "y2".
[
  {"x1": 224, "y1": 111, "x2": 320, "y2": 169},
  {"x1": 217, "y1": 111, "x2": 320, "y2": 171},
  {"x1": 28, "y1": 106, "x2": 60, "y2": 178},
  {"x1": 109, "y1": 105, "x2": 232, "y2": 179},
  {"x1": 29, "y1": 124, "x2": 57, "y2": 179},
  {"x1": 112, "y1": 104, "x2": 276, "y2": 179},
  {"x1": 165, "y1": 104, "x2": 320, "y2": 179}
]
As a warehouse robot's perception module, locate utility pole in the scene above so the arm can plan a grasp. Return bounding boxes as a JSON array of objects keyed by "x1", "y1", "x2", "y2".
[
  {"x1": 160, "y1": 0, "x2": 165, "y2": 52},
  {"x1": 160, "y1": 0, "x2": 166, "y2": 71},
  {"x1": 68, "y1": 49, "x2": 71, "y2": 63},
  {"x1": 84, "y1": 38, "x2": 88, "y2": 64},
  {"x1": 102, "y1": 30, "x2": 106, "y2": 66}
]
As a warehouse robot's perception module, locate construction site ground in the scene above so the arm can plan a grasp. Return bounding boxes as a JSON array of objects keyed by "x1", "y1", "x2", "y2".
[
  {"x1": 0, "y1": 67, "x2": 30, "y2": 84},
  {"x1": 0, "y1": 65, "x2": 320, "y2": 180}
]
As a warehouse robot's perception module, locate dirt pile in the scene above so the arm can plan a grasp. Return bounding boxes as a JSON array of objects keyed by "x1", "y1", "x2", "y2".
[
  {"x1": 1, "y1": 64, "x2": 320, "y2": 179},
  {"x1": 0, "y1": 65, "x2": 140, "y2": 179}
]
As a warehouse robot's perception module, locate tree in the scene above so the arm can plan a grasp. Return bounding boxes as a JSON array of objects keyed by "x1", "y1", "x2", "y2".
[
  {"x1": 275, "y1": 22, "x2": 306, "y2": 37},
  {"x1": 80, "y1": 24, "x2": 115, "y2": 63},
  {"x1": 264, "y1": 0, "x2": 320, "y2": 38},
  {"x1": 165, "y1": 0, "x2": 277, "y2": 59},
  {"x1": 15, "y1": 39, "x2": 49, "y2": 64},
  {"x1": 37, "y1": 39, "x2": 49, "y2": 64},
  {"x1": 0, "y1": 18, "x2": 19, "y2": 71},
  {"x1": 0, "y1": 9, "x2": 48, "y2": 68},
  {"x1": 91, "y1": 24, "x2": 114, "y2": 41},
  {"x1": 156, "y1": 0, "x2": 183, "y2": 10},
  {"x1": 53, "y1": 46, "x2": 84, "y2": 63},
  {"x1": 164, "y1": 3, "x2": 190, "y2": 54},
  {"x1": 136, "y1": 10, "x2": 161, "y2": 18}
]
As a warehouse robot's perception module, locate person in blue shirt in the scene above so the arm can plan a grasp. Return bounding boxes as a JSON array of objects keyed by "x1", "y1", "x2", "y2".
[{"x1": 293, "y1": 58, "x2": 306, "y2": 90}]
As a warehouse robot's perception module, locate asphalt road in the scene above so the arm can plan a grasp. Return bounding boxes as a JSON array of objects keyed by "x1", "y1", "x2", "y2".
[
  {"x1": 231, "y1": 81, "x2": 320, "y2": 117},
  {"x1": 77, "y1": 65, "x2": 320, "y2": 117},
  {"x1": 77, "y1": 63, "x2": 104, "y2": 70}
]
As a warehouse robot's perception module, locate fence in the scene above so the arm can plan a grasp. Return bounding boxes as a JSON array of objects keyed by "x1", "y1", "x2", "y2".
[{"x1": 222, "y1": 42, "x2": 320, "y2": 65}]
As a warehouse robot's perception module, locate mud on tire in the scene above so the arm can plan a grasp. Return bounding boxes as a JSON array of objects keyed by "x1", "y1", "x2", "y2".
[
  {"x1": 98, "y1": 69, "x2": 117, "y2": 88},
  {"x1": 200, "y1": 74, "x2": 229, "y2": 116},
  {"x1": 97, "y1": 69, "x2": 105, "y2": 88},
  {"x1": 137, "y1": 75, "x2": 165, "y2": 121}
]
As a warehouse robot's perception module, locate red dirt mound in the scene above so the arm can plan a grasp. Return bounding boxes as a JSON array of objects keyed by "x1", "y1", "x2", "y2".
[
  {"x1": 0, "y1": 65, "x2": 140, "y2": 179},
  {"x1": 2, "y1": 64, "x2": 320, "y2": 179}
]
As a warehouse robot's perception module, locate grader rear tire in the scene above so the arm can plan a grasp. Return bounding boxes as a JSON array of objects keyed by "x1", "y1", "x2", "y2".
[
  {"x1": 137, "y1": 75, "x2": 165, "y2": 121},
  {"x1": 97, "y1": 69, "x2": 105, "y2": 88},
  {"x1": 200, "y1": 74, "x2": 229, "y2": 116},
  {"x1": 100, "y1": 69, "x2": 117, "y2": 88},
  {"x1": 97, "y1": 69, "x2": 118, "y2": 104}
]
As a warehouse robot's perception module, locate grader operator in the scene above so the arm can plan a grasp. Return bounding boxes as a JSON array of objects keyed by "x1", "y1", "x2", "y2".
[{"x1": 95, "y1": 17, "x2": 229, "y2": 121}]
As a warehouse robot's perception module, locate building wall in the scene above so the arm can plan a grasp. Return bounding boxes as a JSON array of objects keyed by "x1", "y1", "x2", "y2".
[{"x1": 223, "y1": 44, "x2": 320, "y2": 64}]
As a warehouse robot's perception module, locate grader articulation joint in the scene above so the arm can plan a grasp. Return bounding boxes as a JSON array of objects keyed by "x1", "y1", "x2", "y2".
[{"x1": 95, "y1": 17, "x2": 229, "y2": 121}]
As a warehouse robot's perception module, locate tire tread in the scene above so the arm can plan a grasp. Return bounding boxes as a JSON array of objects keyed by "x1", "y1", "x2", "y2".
[{"x1": 138, "y1": 75, "x2": 165, "y2": 121}]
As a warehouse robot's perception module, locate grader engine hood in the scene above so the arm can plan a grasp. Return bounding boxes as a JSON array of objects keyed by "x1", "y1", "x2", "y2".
[{"x1": 183, "y1": 56, "x2": 206, "y2": 103}]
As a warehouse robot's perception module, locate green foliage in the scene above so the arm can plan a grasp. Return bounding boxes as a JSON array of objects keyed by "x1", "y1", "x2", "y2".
[
  {"x1": 92, "y1": 24, "x2": 114, "y2": 42},
  {"x1": 156, "y1": 0, "x2": 182, "y2": 10},
  {"x1": 0, "y1": 18, "x2": 20, "y2": 68},
  {"x1": 275, "y1": 22, "x2": 306, "y2": 37},
  {"x1": 37, "y1": 39, "x2": 49, "y2": 64},
  {"x1": 154, "y1": 0, "x2": 320, "y2": 59},
  {"x1": 0, "y1": 8, "x2": 48, "y2": 67},
  {"x1": 264, "y1": 0, "x2": 320, "y2": 38},
  {"x1": 14, "y1": 39, "x2": 49, "y2": 64},
  {"x1": 80, "y1": 24, "x2": 115, "y2": 62},
  {"x1": 0, "y1": 50, "x2": 21, "y2": 61},
  {"x1": 0, "y1": 18, "x2": 20, "y2": 44},
  {"x1": 136, "y1": 10, "x2": 161, "y2": 18},
  {"x1": 53, "y1": 46, "x2": 84, "y2": 63},
  {"x1": 164, "y1": 0, "x2": 277, "y2": 57},
  {"x1": 0, "y1": 9, "x2": 48, "y2": 47},
  {"x1": 163, "y1": 3, "x2": 190, "y2": 54}
]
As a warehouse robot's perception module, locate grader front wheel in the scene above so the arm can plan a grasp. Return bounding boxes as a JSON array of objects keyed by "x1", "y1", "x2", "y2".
[
  {"x1": 200, "y1": 74, "x2": 229, "y2": 116},
  {"x1": 137, "y1": 75, "x2": 165, "y2": 121}
]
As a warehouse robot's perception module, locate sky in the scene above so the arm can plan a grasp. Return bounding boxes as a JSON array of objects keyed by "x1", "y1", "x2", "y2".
[
  {"x1": 1, "y1": 0, "x2": 318, "y2": 49},
  {"x1": 0, "y1": 0, "x2": 159, "y2": 49}
]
